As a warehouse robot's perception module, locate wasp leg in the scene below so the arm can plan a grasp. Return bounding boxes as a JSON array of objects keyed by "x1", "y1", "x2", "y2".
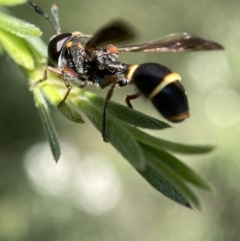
[
  {"x1": 57, "y1": 66, "x2": 83, "y2": 107},
  {"x1": 29, "y1": 66, "x2": 62, "y2": 91},
  {"x1": 57, "y1": 73, "x2": 72, "y2": 107},
  {"x1": 30, "y1": 65, "x2": 80, "y2": 107},
  {"x1": 79, "y1": 80, "x2": 89, "y2": 89},
  {"x1": 102, "y1": 80, "x2": 118, "y2": 143},
  {"x1": 125, "y1": 92, "x2": 140, "y2": 108}
]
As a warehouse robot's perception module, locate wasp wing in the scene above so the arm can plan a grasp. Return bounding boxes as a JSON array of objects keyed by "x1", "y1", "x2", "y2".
[
  {"x1": 86, "y1": 20, "x2": 136, "y2": 48},
  {"x1": 118, "y1": 32, "x2": 223, "y2": 52}
]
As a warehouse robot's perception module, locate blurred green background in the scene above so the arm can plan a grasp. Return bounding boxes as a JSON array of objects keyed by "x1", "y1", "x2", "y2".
[{"x1": 1, "y1": 0, "x2": 240, "y2": 240}]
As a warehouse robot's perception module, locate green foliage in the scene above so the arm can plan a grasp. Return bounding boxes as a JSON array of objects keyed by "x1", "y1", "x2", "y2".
[
  {"x1": 32, "y1": 87, "x2": 61, "y2": 162},
  {"x1": 0, "y1": 11, "x2": 41, "y2": 38},
  {"x1": 0, "y1": 0, "x2": 26, "y2": 6},
  {"x1": 0, "y1": 0, "x2": 26, "y2": 5},
  {"x1": 0, "y1": 3, "x2": 215, "y2": 209},
  {"x1": 0, "y1": 8, "x2": 43, "y2": 69},
  {"x1": 0, "y1": 29, "x2": 35, "y2": 69}
]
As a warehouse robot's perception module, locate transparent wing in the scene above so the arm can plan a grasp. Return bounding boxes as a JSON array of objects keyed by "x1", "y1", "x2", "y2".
[
  {"x1": 86, "y1": 20, "x2": 136, "y2": 48},
  {"x1": 118, "y1": 32, "x2": 223, "y2": 52}
]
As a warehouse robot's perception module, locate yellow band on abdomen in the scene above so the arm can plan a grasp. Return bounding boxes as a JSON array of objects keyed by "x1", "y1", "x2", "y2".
[{"x1": 148, "y1": 72, "x2": 181, "y2": 99}]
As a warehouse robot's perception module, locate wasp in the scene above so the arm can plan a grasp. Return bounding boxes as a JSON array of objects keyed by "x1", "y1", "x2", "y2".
[{"x1": 28, "y1": 1, "x2": 223, "y2": 142}]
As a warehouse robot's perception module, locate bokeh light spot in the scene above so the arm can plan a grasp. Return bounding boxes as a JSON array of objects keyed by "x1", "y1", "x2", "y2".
[
  {"x1": 188, "y1": 52, "x2": 230, "y2": 91},
  {"x1": 205, "y1": 89, "x2": 240, "y2": 127},
  {"x1": 24, "y1": 142, "x2": 123, "y2": 215}
]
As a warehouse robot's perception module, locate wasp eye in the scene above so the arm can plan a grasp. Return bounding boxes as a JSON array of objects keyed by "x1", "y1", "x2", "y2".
[{"x1": 48, "y1": 33, "x2": 72, "y2": 65}]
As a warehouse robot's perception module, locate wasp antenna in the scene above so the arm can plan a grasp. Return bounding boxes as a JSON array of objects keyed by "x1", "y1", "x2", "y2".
[
  {"x1": 51, "y1": 4, "x2": 61, "y2": 34},
  {"x1": 28, "y1": 1, "x2": 60, "y2": 34}
]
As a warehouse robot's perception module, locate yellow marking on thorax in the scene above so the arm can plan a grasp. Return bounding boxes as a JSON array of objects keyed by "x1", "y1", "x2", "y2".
[
  {"x1": 66, "y1": 41, "x2": 73, "y2": 48},
  {"x1": 72, "y1": 31, "x2": 82, "y2": 36},
  {"x1": 77, "y1": 42, "x2": 82, "y2": 48}
]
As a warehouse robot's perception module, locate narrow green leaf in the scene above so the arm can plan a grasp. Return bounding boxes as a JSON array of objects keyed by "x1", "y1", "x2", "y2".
[
  {"x1": 126, "y1": 124, "x2": 214, "y2": 154},
  {"x1": 138, "y1": 164, "x2": 192, "y2": 208},
  {"x1": 143, "y1": 148, "x2": 202, "y2": 210},
  {"x1": 0, "y1": 29, "x2": 34, "y2": 69},
  {"x1": 25, "y1": 37, "x2": 46, "y2": 64},
  {"x1": 25, "y1": 36, "x2": 47, "y2": 58},
  {"x1": 28, "y1": 71, "x2": 212, "y2": 208},
  {"x1": 33, "y1": 87, "x2": 61, "y2": 162},
  {"x1": 0, "y1": 0, "x2": 26, "y2": 6},
  {"x1": 33, "y1": 79, "x2": 146, "y2": 169},
  {"x1": 83, "y1": 90, "x2": 170, "y2": 130},
  {"x1": 28, "y1": 70, "x2": 85, "y2": 124},
  {"x1": 74, "y1": 90, "x2": 214, "y2": 154},
  {"x1": 72, "y1": 97, "x2": 146, "y2": 170},
  {"x1": 58, "y1": 103, "x2": 85, "y2": 124},
  {"x1": 140, "y1": 143, "x2": 212, "y2": 192},
  {"x1": 0, "y1": 11, "x2": 42, "y2": 38},
  {"x1": 0, "y1": 41, "x2": 3, "y2": 54}
]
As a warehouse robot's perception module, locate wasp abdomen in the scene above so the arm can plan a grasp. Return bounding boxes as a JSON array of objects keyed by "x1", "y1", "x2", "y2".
[{"x1": 130, "y1": 63, "x2": 189, "y2": 122}]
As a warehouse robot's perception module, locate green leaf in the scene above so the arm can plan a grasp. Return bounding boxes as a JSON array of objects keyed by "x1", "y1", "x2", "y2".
[
  {"x1": 0, "y1": 28, "x2": 34, "y2": 69},
  {"x1": 35, "y1": 78, "x2": 146, "y2": 169},
  {"x1": 138, "y1": 164, "x2": 192, "y2": 208},
  {"x1": 74, "y1": 90, "x2": 214, "y2": 155},
  {"x1": 25, "y1": 37, "x2": 47, "y2": 64},
  {"x1": 143, "y1": 147, "x2": 202, "y2": 210},
  {"x1": 28, "y1": 68, "x2": 212, "y2": 209},
  {"x1": 0, "y1": 40, "x2": 3, "y2": 54},
  {"x1": 0, "y1": 11, "x2": 42, "y2": 38},
  {"x1": 74, "y1": 98, "x2": 146, "y2": 170},
  {"x1": 28, "y1": 70, "x2": 85, "y2": 124},
  {"x1": 33, "y1": 87, "x2": 61, "y2": 162},
  {"x1": 58, "y1": 103, "x2": 85, "y2": 124},
  {"x1": 126, "y1": 124, "x2": 214, "y2": 154},
  {"x1": 25, "y1": 36, "x2": 47, "y2": 58},
  {"x1": 0, "y1": 0, "x2": 26, "y2": 6},
  {"x1": 140, "y1": 143, "x2": 212, "y2": 191},
  {"x1": 77, "y1": 90, "x2": 170, "y2": 130}
]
